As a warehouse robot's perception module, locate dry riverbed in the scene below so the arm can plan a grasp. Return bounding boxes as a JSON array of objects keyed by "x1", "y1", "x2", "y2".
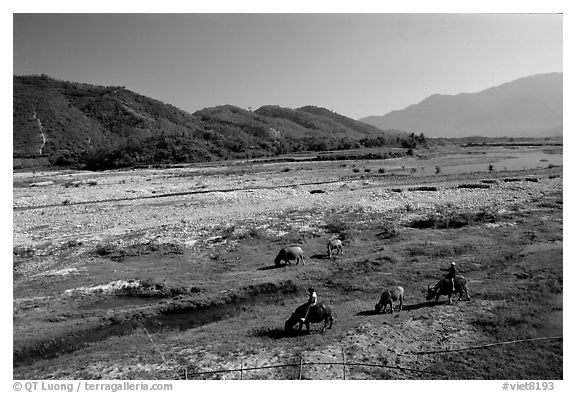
[{"x1": 13, "y1": 148, "x2": 563, "y2": 379}]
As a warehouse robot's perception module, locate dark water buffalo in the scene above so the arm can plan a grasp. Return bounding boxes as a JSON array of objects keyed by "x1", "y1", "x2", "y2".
[
  {"x1": 285, "y1": 301, "x2": 334, "y2": 333},
  {"x1": 426, "y1": 275, "x2": 470, "y2": 304},
  {"x1": 274, "y1": 246, "x2": 305, "y2": 266},
  {"x1": 327, "y1": 239, "x2": 343, "y2": 258},
  {"x1": 375, "y1": 286, "x2": 404, "y2": 313}
]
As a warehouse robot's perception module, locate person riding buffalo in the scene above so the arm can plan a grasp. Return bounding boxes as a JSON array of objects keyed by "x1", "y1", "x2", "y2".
[
  {"x1": 442, "y1": 261, "x2": 457, "y2": 292},
  {"x1": 301, "y1": 287, "x2": 317, "y2": 323}
]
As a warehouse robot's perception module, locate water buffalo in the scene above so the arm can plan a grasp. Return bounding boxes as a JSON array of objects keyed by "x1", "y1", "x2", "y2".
[
  {"x1": 426, "y1": 275, "x2": 470, "y2": 304},
  {"x1": 327, "y1": 239, "x2": 343, "y2": 258},
  {"x1": 285, "y1": 301, "x2": 334, "y2": 334},
  {"x1": 375, "y1": 286, "x2": 404, "y2": 313},
  {"x1": 274, "y1": 246, "x2": 305, "y2": 266}
]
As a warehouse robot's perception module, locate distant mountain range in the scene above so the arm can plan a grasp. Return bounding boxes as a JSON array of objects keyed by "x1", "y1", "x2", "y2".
[
  {"x1": 360, "y1": 73, "x2": 562, "y2": 138},
  {"x1": 13, "y1": 75, "x2": 409, "y2": 168}
]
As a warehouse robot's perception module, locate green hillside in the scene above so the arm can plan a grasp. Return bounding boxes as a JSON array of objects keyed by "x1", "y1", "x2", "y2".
[
  {"x1": 13, "y1": 75, "x2": 418, "y2": 169},
  {"x1": 297, "y1": 105, "x2": 403, "y2": 139}
]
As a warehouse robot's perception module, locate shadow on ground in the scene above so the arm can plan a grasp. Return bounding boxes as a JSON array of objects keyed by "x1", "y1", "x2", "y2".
[
  {"x1": 355, "y1": 301, "x2": 448, "y2": 316},
  {"x1": 403, "y1": 301, "x2": 447, "y2": 310},
  {"x1": 253, "y1": 327, "x2": 312, "y2": 339},
  {"x1": 355, "y1": 309, "x2": 380, "y2": 316},
  {"x1": 257, "y1": 265, "x2": 286, "y2": 271}
]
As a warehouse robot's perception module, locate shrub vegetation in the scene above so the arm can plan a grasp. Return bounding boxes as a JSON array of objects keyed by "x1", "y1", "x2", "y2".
[{"x1": 14, "y1": 75, "x2": 429, "y2": 170}]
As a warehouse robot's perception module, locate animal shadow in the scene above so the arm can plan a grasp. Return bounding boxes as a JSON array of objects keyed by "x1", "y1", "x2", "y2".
[
  {"x1": 356, "y1": 306, "x2": 403, "y2": 316},
  {"x1": 258, "y1": 265, "x2": 285, "y2": 271},
  {"x1": 311, "y1": 254, "x2": 330, "y2": 260},
  {"x1": 254, "y1": 327, "x2": 308, "y2": 339},
  {"x1": 356, "y1": 301, "x2": 444, "y2": 316},
  {"x1": 356, "y1": 310, "x2": 380, "y2": 316},
  {"x1": 403, "y1": 301, "x2": 447, "y2": 310}
]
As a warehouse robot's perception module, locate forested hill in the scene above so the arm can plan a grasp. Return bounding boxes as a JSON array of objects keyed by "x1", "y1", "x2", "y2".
[{"x1": 13, "y1": 75, "x2": 418, "y2": 169}]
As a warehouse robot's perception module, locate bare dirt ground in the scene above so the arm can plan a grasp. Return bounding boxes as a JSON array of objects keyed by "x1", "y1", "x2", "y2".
[{"x1": 13, "y1": 146, "x2": 563, "y2": 379}]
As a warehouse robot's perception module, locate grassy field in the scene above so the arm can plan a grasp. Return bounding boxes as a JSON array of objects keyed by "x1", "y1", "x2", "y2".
[{"x1": 13, "y1": 146, "x2": 563, "y2": 380}]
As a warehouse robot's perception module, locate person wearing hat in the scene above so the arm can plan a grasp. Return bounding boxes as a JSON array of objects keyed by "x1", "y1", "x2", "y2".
[
  {"x1": 442, "y1": 262, "x2": 457, "y2": 292},
  {"x1": 301, "y1": 287, "x2": 318, "y2": 323}
]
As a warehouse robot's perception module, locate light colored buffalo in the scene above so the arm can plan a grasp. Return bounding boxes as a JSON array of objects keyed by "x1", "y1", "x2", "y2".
[
  {"x1": 327, "y1": 239, "x2": 343, "y2": 258},
  {"x1": 375, "y1": 286, "x2": 404, "y2": 313},
  {"x1": 274, "y1": 246, "x2": 306, "y2": 266}
]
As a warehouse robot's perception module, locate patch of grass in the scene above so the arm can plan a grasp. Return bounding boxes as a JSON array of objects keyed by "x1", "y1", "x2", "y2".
[
  {"x1": 214, "y1": 224, "x2": 270, "y2": 241},
  {"x1": 121, "y1": 279, "x2": 202, "y2": 297},
  {"x1": 406, "y1": 241, "x2": 476, "y2": 258},
  {"x1": 63, "y1": 180, "x2": 82, "y2": 188},
  {"x1": 324, "y1": 218, "x2": 349, "y2": 234},
  {"x1": 538, "y1": 200, "x2": 562, "y2": 209},
  {"x1": 470, "y1": 302, "x2": 554, "y2": 342},
  {"x1": 216, "y1": 224, "x2": 236, "y2": 239},
  {"x1": 94, "y1": 244, "x2": 124, "y2": 260},
  {"x1": 240, "y1": 227, "x2": 269, "y2": 240},
  {"x1": 471, "y1": 315, "x2": 528, "y2": 333},
  {"x1": 375, "y1": 221, "x2": 399, "y2": 239},
  {"x1": 409, "y1": 205, "x2": 500, "y2": 229},
  {"x1": 404, "y1": 203, "x2": 416, "y2": 212},
  {"x1": 64, "y1": 239, "x2": 82, "y2": 248},
  {"x1": 93, "y1": 241, "x2": 185, "y2": 262},
  {"x1": 13, "y1": 245, "x2": 35, "y2": 258},
  {"x1": 243, "y1": 280, "x2": 298, "y2": 296}
]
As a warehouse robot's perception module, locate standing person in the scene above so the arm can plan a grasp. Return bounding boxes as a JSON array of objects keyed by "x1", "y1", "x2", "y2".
[
  {"x1": 301, "y1": 287, "x2": 317, "y2": 323},
  {"x1": 443, "y1": 261, "x2": 457, "y2": 292}
]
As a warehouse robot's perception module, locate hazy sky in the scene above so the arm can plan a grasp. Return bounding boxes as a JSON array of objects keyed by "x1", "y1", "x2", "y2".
[{"x1": 13, "y1": 13, "x2": 562, "y2": 119}]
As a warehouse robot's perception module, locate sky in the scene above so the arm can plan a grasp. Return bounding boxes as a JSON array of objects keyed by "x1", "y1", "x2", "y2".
[{"x1": 12, "y1": 13, "x2": 562, "y2": 120}]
